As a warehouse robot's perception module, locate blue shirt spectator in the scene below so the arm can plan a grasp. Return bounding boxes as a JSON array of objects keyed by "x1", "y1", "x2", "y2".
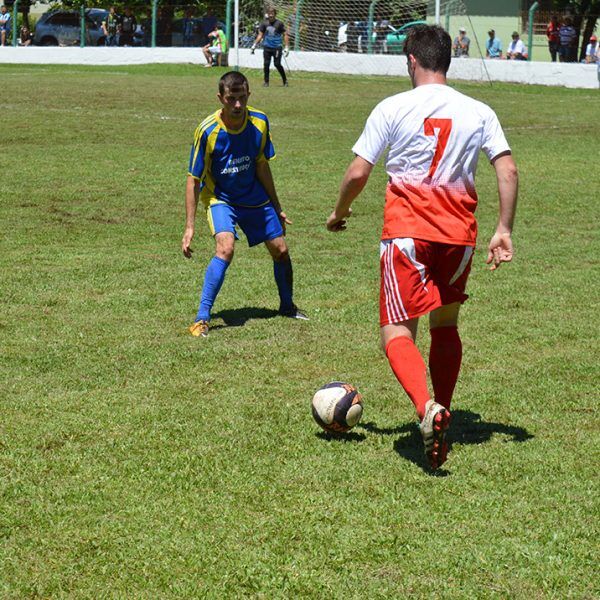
[
  {"x1": 486, "y1": 29, "x2": 502, "y2": 58},
  {"x1": 558, "y1": 18, "x2": 577, "y2": 62},
  {"x1": 0, "y1": 5, "x2": 11, "y2": 47}
]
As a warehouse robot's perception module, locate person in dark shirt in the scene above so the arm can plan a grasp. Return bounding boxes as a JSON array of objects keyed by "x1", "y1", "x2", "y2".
[
  {"x1": 251, "y1": 7, "x2": 289, "y2": 87},
  {"x1": 119, "y1": 6, "x2": 137, "y2": 47}
]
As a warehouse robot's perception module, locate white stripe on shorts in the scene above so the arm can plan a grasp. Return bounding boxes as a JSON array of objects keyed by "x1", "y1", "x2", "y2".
[
  {"x1": 449, "y1": 246, "x2": 474, "y2": 285},
  {"x1": 381, "y1": 240, "x2": 409, "y2": 322},
  {"x1": 394, "y1": 238, "x2": 427, "y2": 288},
  {"x1": 381, "y1": 242, "x2": 399, "y2": 322}
]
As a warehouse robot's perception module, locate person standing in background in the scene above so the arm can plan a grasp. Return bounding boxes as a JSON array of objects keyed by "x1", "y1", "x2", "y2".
[
  {"x1": 119, "y1": 7, "x2": 137, "y2": 47},
  {"x1": 546, "y1": 14, "x2": 560, "y2": 62},
  {"x1": 102, "y1": 6, "x2": 120, "y2": 47},
  {"x1": 251, "y1": 7, "x2": 289, "y2": 87},
  {"x1": 558, "y1": 17, "x2": 577, "y2": 63}
]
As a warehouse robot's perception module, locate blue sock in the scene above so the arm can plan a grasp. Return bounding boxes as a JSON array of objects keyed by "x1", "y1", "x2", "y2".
[
  {"x1": 196, "y1": 256, "x2": 230, "y2": 322},
  {"x1": 273, "y1": 258, "x2": 294, "y2": 311}
]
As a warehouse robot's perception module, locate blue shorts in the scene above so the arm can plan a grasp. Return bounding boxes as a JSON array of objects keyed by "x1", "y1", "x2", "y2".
[{"x1": 207, "y1": 201, "x2": 283, "y2": 247}]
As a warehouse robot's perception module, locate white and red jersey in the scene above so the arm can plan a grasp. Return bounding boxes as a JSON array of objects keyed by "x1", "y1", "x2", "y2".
[{"x1": 353, "y1": 84, "x2": 510, "y2": 246}]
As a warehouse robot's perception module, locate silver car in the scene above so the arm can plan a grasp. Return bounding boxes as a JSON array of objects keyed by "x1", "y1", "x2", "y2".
[{"x1": 33, "y1": 9, "x2": 108, "y2": 46}]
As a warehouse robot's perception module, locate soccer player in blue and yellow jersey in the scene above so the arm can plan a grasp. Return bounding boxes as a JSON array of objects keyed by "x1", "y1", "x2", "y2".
[{"x1": 182, "y1": 71, "x2": 307, "y2": 337}]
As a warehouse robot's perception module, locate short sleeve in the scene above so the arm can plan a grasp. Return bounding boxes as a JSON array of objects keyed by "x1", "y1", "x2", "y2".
[
  {"x1": 188, "y1": 128, "x2": 207, "y2": 179},
  {"x1": 258, "y1": 117, "x2": 275, "y2": 162},
  {"x1": 351, "y1": 103, "x2": 389, "y2": 166},
  {"x1": 278, "y1": 21, "x2": 286, "y2": 34},
  {"x1": 259, "y1": 22, "x2": 266, "y2": 34},
  {"x1": 481, "y1": 108, "x2": 511, "y2": 162}
]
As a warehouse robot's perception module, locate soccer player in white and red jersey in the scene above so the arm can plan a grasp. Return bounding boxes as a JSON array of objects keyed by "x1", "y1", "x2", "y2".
[{"x1": 326, "y1": 25, "x2": 518, "y2": 470}]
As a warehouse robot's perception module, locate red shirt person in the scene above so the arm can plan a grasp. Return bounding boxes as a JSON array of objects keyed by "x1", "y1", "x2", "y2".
[{"x1": 546, "y1": 15, "x2": 560, "y2": 62}]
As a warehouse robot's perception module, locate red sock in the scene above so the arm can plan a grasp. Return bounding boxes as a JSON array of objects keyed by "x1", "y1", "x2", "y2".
[
  {"x1": 429, "y1": 326, "x2": 462, "y2": 411},
  {"x1": 386, "y1": 336, "x2": 431, "y2": 420}
]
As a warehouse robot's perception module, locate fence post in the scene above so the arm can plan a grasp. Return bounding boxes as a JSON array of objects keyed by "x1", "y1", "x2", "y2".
[
  {"x1": 445, "y1": 0, "x2": 458, "y2": 33},
  {"x1": 11, "y1": 0, "x2": 18, "y2": 47},
  {"x1": 152, "y1": 0, "x2": 158, "y2": 48},
  {"x1": 367, "y1": 0, "x2": 379, "y2": 54},
  {"x1": 528, "y1": 1, "x2": 539, "y2": 61},
  {"x1": 294, "y1": 0, "x2": 303, "y2": 51},
  {"x1": 226, "y1": 0, "x2": 232, "y2": 49},
  {"x1": 80, "y1": 4, "x2": 86, "y2": 48}
]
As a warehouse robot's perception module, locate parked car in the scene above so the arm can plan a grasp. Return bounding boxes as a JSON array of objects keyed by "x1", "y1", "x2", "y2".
[
  {"x1": 386, "y1": 20, "x2": 427, "y2": 54},
  {"x1": 33, "y1": 9, "x2": 108, "y2": 46}
]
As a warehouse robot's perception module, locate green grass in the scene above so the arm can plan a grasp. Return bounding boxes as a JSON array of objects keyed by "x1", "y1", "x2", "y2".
[{"x1": 1, "y1": 64, "x2": 598, "y2": 598}]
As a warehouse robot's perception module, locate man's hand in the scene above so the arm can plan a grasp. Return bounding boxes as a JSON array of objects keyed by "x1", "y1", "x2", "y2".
[
  {"x1": 279, "y1": 211, "x2": 292, "y2": 234},
  {"x1": 486, "y1": 231, "x2": 513, "y2": 270},
  {"x1": 251, "y1": 44, "x2": 256, "y2": 54},
  {"x1": 182, "y1": 227, "x2": 195, "y2": 259},
  {"x1": 326, "y1": 208, "x2": 352, "y2": 232},
  {"x1": 284, "y1": 46, "x2": 289, "y2": 57}
]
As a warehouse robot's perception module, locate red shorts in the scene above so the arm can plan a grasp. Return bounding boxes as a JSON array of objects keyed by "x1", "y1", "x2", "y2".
[{"x1": 380, "y1": 238, "x2": 474, "y2": 326}]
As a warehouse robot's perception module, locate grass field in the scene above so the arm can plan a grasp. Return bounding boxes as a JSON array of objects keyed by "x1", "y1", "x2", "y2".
[{"x1": 1, "y1": 64, "x2": 598, "y2": 598}]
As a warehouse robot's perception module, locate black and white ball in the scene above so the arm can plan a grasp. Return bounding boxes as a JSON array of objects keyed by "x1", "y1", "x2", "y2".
[{"x1": 311, "y1": 382, "x2": 363, "y2": 433}]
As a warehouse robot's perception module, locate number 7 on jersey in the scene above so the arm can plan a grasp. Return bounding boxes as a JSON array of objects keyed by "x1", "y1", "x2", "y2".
[{"x1": 424, "y1": 118, "x2": 452, "y2": 178}]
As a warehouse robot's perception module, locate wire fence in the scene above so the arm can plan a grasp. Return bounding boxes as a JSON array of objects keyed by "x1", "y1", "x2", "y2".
[{"x1": 3, "y1": 1, "x2": 598, "y2": 65}]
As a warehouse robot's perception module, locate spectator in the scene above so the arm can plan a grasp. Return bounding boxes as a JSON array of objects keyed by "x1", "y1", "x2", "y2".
[
  {"x1": 0, "y1": 5, "x2": 11, "y2": 47},
  {"x1": 374, "y1": 14, "x2": 390, "y2": 53},
  {"x1": 141, "y1": 8, "x2": 152, "y2": 47},
  {"x1": 201, "y1": 10, "x2": 217, "y2": 46},
  {"x1": 546, "y1": 14, "x2": 560, "y2": 62},
  {"x1": 119, "y1": 7, "x2": 137, "y2": 47},
  {"x1": 485, "y1": 29, "x2": 502, "y2": 59},
  {"x1": 585, "y1": 35, "x2": 597, "y2": 63},
  {"x1": 182, "y1": 8, "x2": 195, "y2": 47},
  {"x1": 202, "y1": 23, "x2": 227, "y2": 68},
  {"x1": 506, "y1": 31, "x2": 527, "y2": 60},
  {"x1": 102, "y1": 6, "x2": 120, "y2": 47},
  {"x1": 558, "y1": 17, "x2": 577, "y2": 63},
  {"x1": 453, "y1": 27, "x2": 470, "y2": 57},
  {"x1": 156, "y1": 7, "x2": 172, "y2": 47},
  {"x1": 19, "y1": 25, "x2": 32, "y2": 46}
]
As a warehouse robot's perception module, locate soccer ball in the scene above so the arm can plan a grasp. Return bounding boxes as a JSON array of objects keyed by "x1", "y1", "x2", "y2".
[{"x1": 311, "y1": 382, "x2": 363, "y2": 433}]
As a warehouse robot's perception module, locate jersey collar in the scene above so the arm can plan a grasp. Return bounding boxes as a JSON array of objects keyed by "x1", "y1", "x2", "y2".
[{"x1": 216, "y1": 108, "x2": 248, "y2": 134}]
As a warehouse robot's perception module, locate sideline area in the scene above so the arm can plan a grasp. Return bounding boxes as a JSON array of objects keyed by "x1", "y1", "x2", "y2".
[{"x1": 0, "y1": 47, "x2": 597, "y2": 89}]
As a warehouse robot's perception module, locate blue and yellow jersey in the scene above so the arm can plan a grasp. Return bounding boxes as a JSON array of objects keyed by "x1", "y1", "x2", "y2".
[{"x1": 188, "y1": 106, "x2": 275, "y2": 208}]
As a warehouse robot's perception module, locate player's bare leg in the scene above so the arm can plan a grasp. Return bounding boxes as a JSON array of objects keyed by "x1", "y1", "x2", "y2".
[
  {"x1": 381, "y1": 319, "x2": 450, "y2": 469},
  {"x1": 264, "y1": 236, "x2": 307, "y2": 320}
]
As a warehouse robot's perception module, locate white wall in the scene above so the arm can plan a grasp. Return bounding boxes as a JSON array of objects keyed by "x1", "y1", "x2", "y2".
[{"x1": 1, "y1": 47, "x2": 597, "y2": 89}]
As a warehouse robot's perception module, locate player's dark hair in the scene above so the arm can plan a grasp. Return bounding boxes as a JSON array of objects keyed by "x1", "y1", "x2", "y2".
[
  {"x1": 219, "y1": 71, "x2": 249, "y2": 95},
  {"x1": 404, "y1": 25, "x2": 451, "y2": 74}
]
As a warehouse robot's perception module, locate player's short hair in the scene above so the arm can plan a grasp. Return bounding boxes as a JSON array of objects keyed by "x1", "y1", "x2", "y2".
[
  {"x1": 405, "y1": 25, "x2": 451, "y2": 74},
  {"x1": 218, "y1": 71, "x2": 249, "y2": 95}
]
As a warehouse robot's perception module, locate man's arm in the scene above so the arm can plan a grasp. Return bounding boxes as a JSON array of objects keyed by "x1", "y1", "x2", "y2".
[
  {"x1": 252, "y1": 28, "x2": 264, "y2": 52},
  {"x1": 182, "y1": 175, "x2": 200, "y2": 258},
  {"x1": 487, "y1": 153, "x2": 518, "y2": 270},
  {"x1": 327, "y1": 155, "x2": 374, "y2": 231},
  {"x1": 256, "y1": 160, "x2": 292, "y2": 228}
]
